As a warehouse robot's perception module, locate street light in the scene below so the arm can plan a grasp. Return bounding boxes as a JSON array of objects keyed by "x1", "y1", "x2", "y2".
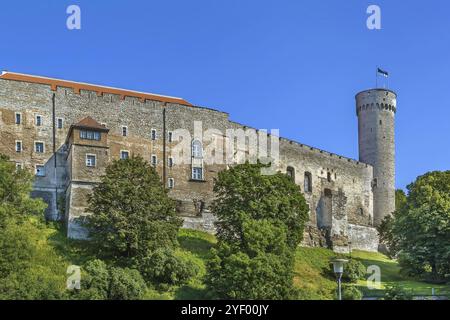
[{"x1": 331, "y1": 258, "x2": 348, "y2": 300}]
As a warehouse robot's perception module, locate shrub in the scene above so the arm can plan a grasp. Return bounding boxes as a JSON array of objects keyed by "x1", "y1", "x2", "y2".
[
  {"x1": 341, "y1": 285, "x2": 363, "y2": 300},
  {"x1": 140, "y1": 248, "x2": 198, "y2": 286},
  {"x1": 342, "y1": 259, "x2": 367, "y2": 283},
  {"x1": 383, "y1": 284, "x2": 413, "y2": 300},
  {"x1": 109, "y1": 267, "x2": 147, "y2": 300}
]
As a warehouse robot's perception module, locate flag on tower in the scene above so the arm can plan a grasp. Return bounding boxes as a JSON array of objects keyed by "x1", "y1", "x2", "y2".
[{"x1": 377, "y1": 68, "x2": 389, "y2": 77}]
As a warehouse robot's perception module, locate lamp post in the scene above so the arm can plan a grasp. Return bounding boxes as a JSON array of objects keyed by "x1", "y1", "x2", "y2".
[{"x1": 331, "y1": 258, "x2": 348, "y2": 300}]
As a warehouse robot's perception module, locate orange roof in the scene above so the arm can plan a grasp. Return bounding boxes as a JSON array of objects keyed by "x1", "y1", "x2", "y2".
[
  {"x1": 73, "y1": 116, "x2": 109, "y2": 131},
  {"x1": 0, "y1": 71, "x2": 192, "y2": 106}
]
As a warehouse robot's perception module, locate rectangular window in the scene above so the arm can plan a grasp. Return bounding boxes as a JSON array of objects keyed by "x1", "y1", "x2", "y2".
[
  {"x1": 192, "y1": 167, "x2": 203, "y2": 181},
  {"x1": 120, "y1": 150, "x2": 129, "y2": 160},
  {"x1": 15, "y1": 141, "x2": 22, "y2": 153},
  {"x1": 122, "y1": 126, "x2": 128, "y2": 137},
  {"x1": 35, "y1": 142, "x2": 44, "y2": 153},
  {"x1": 16, "y1": 163, "x2": 23, "y2": 170},
  {"x1": 35, "y1": 165, "x2": 45, "y2": 177},
  {"x1": 151, "y1": 155, "x2": 157, "y2": 167},
  {"x1": 15, "y1": 113, "x2": 22, "y2": 125},
  {"x1": 57, "y1": 118, "x2": 64, "y2": 129},
  {"x1": 168, "y1": 178, "x2": 174, "y2": 189},
  {"x1": 151, "y1": 129, "x2": 157, "y2": 141},
  {"x1": 168, "y1": 157, "x2": 174, "y2": 168},
  {"x1": 35, "y1": 115, "x2": 42, "y2": 126},
  {"x1": 168, "y1": 131, "x2": 173, "y2": 142},
  {"x1": 80, "y1": 130, "x2": 101, "y2": 141},
  {"x1": 86, "y1": 154, "x2": 96, "y2": 167}
]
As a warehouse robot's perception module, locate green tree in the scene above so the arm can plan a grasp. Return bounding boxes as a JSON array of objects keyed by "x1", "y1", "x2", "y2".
[
  {"x1": 85, "y1": 156, "x2": 182, "y2": 261},
  {"x1": 206, "y1": 163, "x2": 309, "y2": 299},
  {"x1": 387, "y1": 172, "x2": 450, "y2": 281}
]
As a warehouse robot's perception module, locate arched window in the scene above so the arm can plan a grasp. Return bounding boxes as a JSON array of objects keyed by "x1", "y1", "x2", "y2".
[
  {"x1": 327, "y1": 172, "x2": 332, "y2": 182},
  {"x1": 286, "y1": 166, "x2": 295, "y2": 182},
  {"x1": 304, "y1": 172, "x2": 312, "y2": 193},
  {"x1": 192, "y1": 140, "x2": 203, "y2": 158}
]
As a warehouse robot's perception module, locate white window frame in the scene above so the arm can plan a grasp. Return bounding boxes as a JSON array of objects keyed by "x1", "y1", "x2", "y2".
[
  {"x1": 192, "y1": 167, "x2": 203, "y2": 181},
  {"x1": 168, "y1": 157, "x2": 174, "y2": 168},
  {"x1": 151, "y1": 129, "x2": 157, "y2": 141},
  {"x1": 15, "y1": 162, "x2": 23, "y2": 170},
  {"x1": 56, "y1": 118, "x2": 64, "y2": 129},
  {"x1": 120, "y1": 150, "x2": 130, "y2": 160},
  {"x1": 151, "y1": 154, "x2": 157, "y2": 167},
  {"x1": 192, "y1": 140, "x2": 203, "y2": 158},
  {"x1": 122, "y1": 126, "x2": 128, "y2": 137},
  {"x1": 168, "y1": 178, "x2": 174, "y2": 189},
  {"x1": 35, "y1": 114, "x2": 43, "y2": 126},
  {"x1": 101, "y1": 122, "x2": 107, "y2": 127},
  {"x1": 15, "y1": 112, "x2": 22, "y2": 125},
  {"x1": 15, "y1": 140, "x2": 22, "y2": 153},
  {"x1": 35, "y1": 165, "x2": 46, "y2": 177},
  {"x1": 34, "y1": 141, "x2": 45, "y2": 154},
  {"x1": 86, "y1": 154, "x2": 97, "y2": 167}
]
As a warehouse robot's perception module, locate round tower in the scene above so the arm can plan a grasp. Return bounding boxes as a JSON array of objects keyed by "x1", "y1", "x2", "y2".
[{"x1": 356, "y1": 89, "x2": 397, "y2": 226}]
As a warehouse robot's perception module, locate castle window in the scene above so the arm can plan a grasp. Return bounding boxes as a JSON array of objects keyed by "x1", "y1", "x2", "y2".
[
  {"x1": 15, "y1": 113, "x2": 22, "y2": 125},
  {"x1": 80, "y1": 130, "x2": 101, "y2": 141},
  {"x1": 120, "y1": 150, "x2": 129, "y2": 160},
  {"x1": 15, "y1": 162, "x2": 23, "y2": 170},
  {"x1": 168, "y1": 131, "x2": 173, "y2": 143},
  {"x1": 35, "y1": 142, "x2": 45, "y2": 153},
  {"x1": 379, "y1": 120, "x2": 382, "y2": 125},
  {"x1": 327, "y1": 172, "x2": 332, "y2": 182},
  {"x1": 360, "y1": 208, "x2": 364, "y2": 216},
  {"x1": 192, "y1": 167, "x2": 203, "y2": 181},
  {"x1": 168, "y1": 157, "x2": 174, "y2": 168},
  {"x1": 286, "y1": 166, "x2": 295, "y2": 182},
  {"x1": 151, "y1": 129, "x2": 157, "y2": 140},
  {"x1": 168, "y1": 178, "x2": 175, "y2": 189},
  {"x1": 15, "y1": 141, "x2": 22, "y2": 153},
  {"x1": 86, "y1": 154, "x2": 96, "y2": 167},
  {"x1": 304, "y1": 172, "x2": 312, "y2": 193},
  {"x1": 57, "y1": 118, "x2": 64, "y2": 129},
  {"x1": 192, "y1": 140, "x2": 203, "y2": 158},
  {"x1": 122, "y1": 126, "x2": 128, "y2": 137},
  {"x1": 151, "y1": 155, "x2": 157, "y2": 167},
  {"x1": 35, "y1": 165, "x2": 45, "y2": 177},
  {"x1": 35, "y1": 115, "x2": 43, "y2": 126}
]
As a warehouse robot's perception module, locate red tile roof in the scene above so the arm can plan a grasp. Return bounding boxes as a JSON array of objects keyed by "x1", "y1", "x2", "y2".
[
  {"x1": 73, "y1": 116, "x2": 109, "y2": 131},
  {"x1": 0, "y1": 71, "x2": 192, "y2": 106}
]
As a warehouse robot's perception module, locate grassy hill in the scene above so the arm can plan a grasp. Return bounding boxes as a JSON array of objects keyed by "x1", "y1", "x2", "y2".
[{"x1": 52, "y1": 227, "x2": 449, "y2": 300}]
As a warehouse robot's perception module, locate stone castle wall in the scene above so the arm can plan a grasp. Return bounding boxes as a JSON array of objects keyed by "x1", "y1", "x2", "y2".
[{"x1": 0, "y1": 76, "x2": 381, "y2": 252}]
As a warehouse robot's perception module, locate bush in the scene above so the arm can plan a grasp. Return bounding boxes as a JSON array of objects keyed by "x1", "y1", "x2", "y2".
[
  {"x1": 342, "y1": 259, "x2": 367, "y2": 283},
  {"x1": 73, "y1": 260, "x2": 146, "y2": 300},
  {"x1": 109, "y1": 267, "x2": 147, "y2": 300},
  {"x1": 140, "y1": 248, "x2": 198, "y2": 286},
  {"x1": 341, "y1": 285, "x2": 363, "y2": 300},
  {"x1": 383, "y1": 284, "x2": 413, "y2": 300}
]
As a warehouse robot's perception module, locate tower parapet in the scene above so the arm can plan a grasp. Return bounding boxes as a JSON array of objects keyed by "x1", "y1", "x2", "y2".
[{"x1": 356, "y1": 89, "x2": 396, "y2": 226}]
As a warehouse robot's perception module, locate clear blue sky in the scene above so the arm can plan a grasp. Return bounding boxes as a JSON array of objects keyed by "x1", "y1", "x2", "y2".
[{"x1": 1, "y1": 0, "x2": 449, "y2": 189}]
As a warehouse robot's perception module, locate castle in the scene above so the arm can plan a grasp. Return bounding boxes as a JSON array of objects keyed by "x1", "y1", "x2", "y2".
[{"x1": 0, "y1": 71, "x2": 397, "y2": 253}]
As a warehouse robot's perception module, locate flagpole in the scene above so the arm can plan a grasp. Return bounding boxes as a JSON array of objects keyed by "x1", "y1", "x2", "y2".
[{"x1": 376, "y1": 66, "x2": 378, "y2": 88}]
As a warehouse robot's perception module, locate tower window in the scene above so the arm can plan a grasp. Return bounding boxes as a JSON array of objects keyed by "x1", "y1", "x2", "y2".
[
  {"x1": 80, "y1": 130, "x2": 101, "y2": 141},
  {"x1": 192, "y1": 167, "x2": 203, "y2": 181},
  {"x1": 168, "y1": 157, "x2": 174, "y2": 168},
  {"x1": 120, "y1": 150, "x2": 129, "y2": 160},
  {"x1": 168, "y1": 178, "x2": 175, "y2": 189},
  {"x1": 304, "y1": 172, "x2": 312, "y2": 193},
  {"x1": 15, "y1": 141, "x2": 22, "y2": 153},
  {"x1": 168, "y1": 131, "x2": 173, "y2": 142},
  {"x1": 192, "y1": 140, "x2": 203, "y2": 158},
  {"x1": 151, "y1": 155, "x2": 157, "y2": 167},
  {"x1": 35, "y1": 142, "x2": 45, "y2": 153},
  {"x1": 379, "y1": 120, "x2": 382, "y2": 125},
  {"x1": 57, "y1": 118, "x2": 64, "y2": 129},
  {"x1": 86, "y1": 154, "x2": 96, "y2": 167},
  {"x1": 286, "y1": 166, "x2": 295, "y2": 182},
  {"x1": 16, "y1": 163, "x2": 23, "y2": 170},
  {"x1": 151, "y1": 129, "x2": 157, "y2": 140},
  {"x1": 35, "y1": 115, "x2": 43, "y2": 126},
  {"x1": 327, "y1": 172, "x2": 332, "y2": 182},
  {"x1": 15, "y1": 113, "x2": 22, "y2": 125},
  {"x1": 122, "y1": 126, "x2": 128, "y2": 137}
]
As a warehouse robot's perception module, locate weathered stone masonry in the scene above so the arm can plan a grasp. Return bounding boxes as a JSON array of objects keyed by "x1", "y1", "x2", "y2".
[{"x1": 0, "y1": 71, "x2": 397, "y2": 252}]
